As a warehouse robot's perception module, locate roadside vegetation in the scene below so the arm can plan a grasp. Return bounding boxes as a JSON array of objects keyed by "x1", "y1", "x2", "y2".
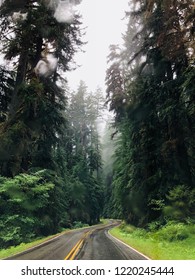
[
  {"x1": 0, "y1": 232, "x2": 66, "y2": 260},
  {"x1": 110, "y1": 222, "x2": 195, "y2": 260},
  {"x1": 104, "y1": 0, "x2": 195, "y2": 261},
  {"x1": 0, "y1": 219, "x2": 108, "y2": 259},
  {"x1": 0, "y1": 1, "x2": 105, "y2": 250},
  {"x1": 0, "y1": 220, "x2": 103, "y2": 259},
  {"x1": 0, "y1": 0, "x2": 194, "y2": 260}
]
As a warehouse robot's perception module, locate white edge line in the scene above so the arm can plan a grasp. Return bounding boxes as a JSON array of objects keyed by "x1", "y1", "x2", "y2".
[{"x1": 108, "y1": 230, "x2": 151, "y2": 260}]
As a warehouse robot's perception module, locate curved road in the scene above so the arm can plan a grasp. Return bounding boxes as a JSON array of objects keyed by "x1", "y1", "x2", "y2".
[
  {"x1": 77, "y1": 222, "x2": 147, "y2": 260},
  {"x1": 6, "y1": 221, "x2": 148, "y2": 260}
]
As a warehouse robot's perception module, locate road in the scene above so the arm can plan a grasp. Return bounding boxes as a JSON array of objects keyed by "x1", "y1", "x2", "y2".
[
  {"x1": 6, "y1": 221, "x2": 148, "y2": 260},
  {"x1": 76, "y1": 222, "x2": 147, "y2": 260}
]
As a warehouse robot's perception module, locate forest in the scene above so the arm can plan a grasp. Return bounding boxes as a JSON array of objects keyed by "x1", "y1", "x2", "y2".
[
  {"x1": 104, "y1": 0, "x2": 195, "y2": 228},
  {"x1": 0, "y1": 0, "x2": 195, "y2": 251},
  {"x1": 0, "y1": 0, "x2": 104, "y2": 249}
]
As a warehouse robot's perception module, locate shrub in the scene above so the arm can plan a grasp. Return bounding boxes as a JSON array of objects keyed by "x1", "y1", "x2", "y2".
[
  {"x1": 147, "y1": 221, "x2": 162, "y2": 232},
  {"x1": 0, "y1": 215, "x2": 36, "y2": 248},
  {"x1": 163, "y1": 185, "x2": 195, "y2": 222},
  {"x1": 155, "y1": 222, "x2": 189, "y2": 242},
  {"x1": 72, "y1": 221, "x2": 89, "y2": 229},
  {"x1": 132, "y1": 228, "x2": 147, "y2": 238},
  {"x1": 0, "y1": 170, "x2": 66, "y2": 249},
  {"x1": 119, "y1": 222, "x2": 135, "y2": 234}
]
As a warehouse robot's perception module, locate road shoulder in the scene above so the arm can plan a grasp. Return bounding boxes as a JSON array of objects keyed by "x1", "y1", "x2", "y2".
[{"x1": 108, "y1": 227, "x2": 150, "y2": 260}]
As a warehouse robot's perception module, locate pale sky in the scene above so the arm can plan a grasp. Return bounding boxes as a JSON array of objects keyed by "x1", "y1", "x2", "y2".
[{"x1": 66, "y1": 0, "x2": 129, "y2": 93}]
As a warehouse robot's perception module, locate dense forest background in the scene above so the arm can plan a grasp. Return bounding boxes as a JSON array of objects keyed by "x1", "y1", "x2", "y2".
[
  {"x1": 0, "y1": 0, "x2": 104, "y2": 248},
  {"x1": 0, "y1": 0, "x2": 194, "y2": 250},
  {"x1": 104, "y1": 0, "x2": 195, "y2": 227}
]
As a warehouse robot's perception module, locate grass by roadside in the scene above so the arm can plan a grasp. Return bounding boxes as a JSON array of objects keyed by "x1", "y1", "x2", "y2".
[
  {"x1": 0, "y1": 219, "x2": 107, "y2": 259},
  {"x1": 110, "y1": 222, "x2": 195, "y2": 260},
  {"x1": 100, "y1": 218, "x2": 110, "y2": 225},
  {"x1": 0, "y1": 229, "x2": 70, "y2": 259}
]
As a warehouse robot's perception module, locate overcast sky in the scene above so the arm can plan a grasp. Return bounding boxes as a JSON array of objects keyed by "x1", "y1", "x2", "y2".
[{"x1": 66, "y1": 0, "x2": 129, "y2": 93}]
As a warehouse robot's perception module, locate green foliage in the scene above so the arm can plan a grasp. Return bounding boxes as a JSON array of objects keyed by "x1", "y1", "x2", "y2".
[
  {"x1": 66, "y1": 81, "x2": 104, "y2": 225},
  {"x1": 0, "y1": 215, "x2": 36, "y2": 248},
  {"x1": 119, "y1": 222, "x2": 136, "y2": 234},
  {"x1": 105, "y1": 0, "x2": 195, "y2": 227},
  {"x1": 148, "y1": 199, "x2": 165, "y2": 212},
  {"x1": 72, "y1": 221, "x2": 89, "y2": 229},
  {"x1": 163, "y1": 185, "x2": 195, "y2": 222},
  {"x1": 0, "y1": 170, "x2": 69, "y2": 248},
  {"x1": 119, "y1": 222, "x2": 146, "y2": 238},
  {"x1": 0, "y1": 0, "x2": 83, "y2": 176},
  {"x1": 0, "y1": 0, "x2": 106, "y2": 251},
  {"x1": 110, "y1": 221, "x2": 195, "y2": 259},
  {"x1": 147, "y1": 221, "x2": 162, "y2": 232},
  {"x1": 0, "y1": 80, "x2": 105, "y2": 249},
  {"x1": 153, "y1": 222, "x2": 190, "y2": 242}
]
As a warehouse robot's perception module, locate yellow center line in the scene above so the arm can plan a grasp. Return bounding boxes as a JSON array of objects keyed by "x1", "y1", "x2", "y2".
[
  {"x1": 69, "y1": 239, "x2": 84, "y2": 260},
  {"x1": 64, "y1": 231, "x2": 89, "y2": 260},
  {"x1": 64, "y1": 224, "x2": 112, "y2": 260},
  {"x1": 64, "y1": 238, "x2": 82, "y2": 260}
]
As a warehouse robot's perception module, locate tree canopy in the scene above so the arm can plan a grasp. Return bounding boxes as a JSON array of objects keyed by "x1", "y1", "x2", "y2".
[
  {"x1": 105, "y1": 0, "x2": 195, "y2": 226},
  {"x1": 0, "y1": 0, "x2": 104, "y2": 249}
]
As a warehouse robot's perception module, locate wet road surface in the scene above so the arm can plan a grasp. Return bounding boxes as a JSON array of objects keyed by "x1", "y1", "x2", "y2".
[
  {"x1": 6, "y1": 221, "x2": 148, "y2": 260},
  {"x1": 76, "y1": 222, "x2": 147, "y2": 260}
]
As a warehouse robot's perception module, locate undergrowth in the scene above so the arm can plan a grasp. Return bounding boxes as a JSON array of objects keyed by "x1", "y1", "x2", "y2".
[{"x1": 110, "y1": 221, "x2": 195, "y2": 260}]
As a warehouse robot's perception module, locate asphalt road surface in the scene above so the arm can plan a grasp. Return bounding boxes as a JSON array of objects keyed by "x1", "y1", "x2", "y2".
[
  {"x1": 7, "y1": 221, "x2": 148, "y2": 260},
  {"x1": 76, "y1": 222, "x2": 147, "y2": 260}
]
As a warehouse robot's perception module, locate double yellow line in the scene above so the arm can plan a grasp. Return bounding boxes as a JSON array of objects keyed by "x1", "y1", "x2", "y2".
[
  {"x1": 64, "y1": 231, "x2": 91, "y2": 260},
  {"x1": 64, "y1": 224, "x2": 110, "y2": 260}
]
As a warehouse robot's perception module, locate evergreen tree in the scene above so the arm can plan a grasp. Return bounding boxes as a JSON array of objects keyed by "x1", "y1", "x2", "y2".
[
  {"x1": 0, "y1": 0, "x2": 83, "y2": 176},
  {"x1": 106, "y1": 0, "x2": 195, "y2": 226},
  {"x1": 68, "y1": 81, "x2": 104, "y2": 224},
  {"x1": 0, "y1": 0, "x2": 87, "y2": 247}
]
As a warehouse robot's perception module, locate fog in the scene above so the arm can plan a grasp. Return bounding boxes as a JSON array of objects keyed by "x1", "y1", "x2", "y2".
[{"x1": 44, "y1": 0, "x2": 79, "y2": 23}]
